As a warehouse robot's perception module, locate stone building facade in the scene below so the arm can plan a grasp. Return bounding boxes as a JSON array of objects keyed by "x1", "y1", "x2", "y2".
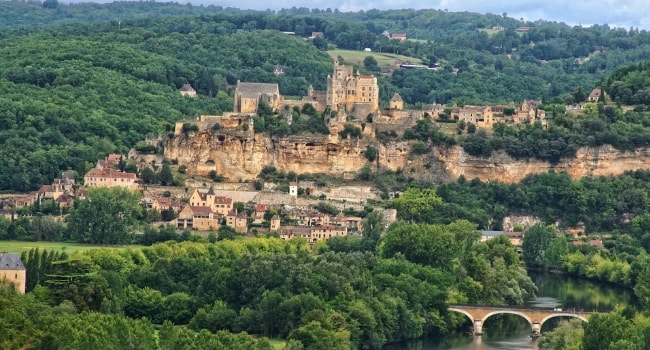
[
  {"x1": 326, "y1": 59, "x2": 379, "y2": 117},
  {"x1": 234, "y1": 81, "x2": 283, "y2": 113},
  {"x1": 0, "y1": 253, "x2": 26, "y2": 294}
]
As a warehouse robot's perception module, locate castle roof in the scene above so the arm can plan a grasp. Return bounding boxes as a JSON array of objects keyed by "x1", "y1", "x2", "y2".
[
  {"x1": 236, "y1": 81, "x2": 279, "y2": 98},
  {"x1": 0, "y1": 253, "x2": 25, "y2": 270},
  {"x1": 180, "y1": 84, "x2": 196, "y2": 92},
  {"x1": 390, "y1": 93, "x2": 403, "y2": 102}
]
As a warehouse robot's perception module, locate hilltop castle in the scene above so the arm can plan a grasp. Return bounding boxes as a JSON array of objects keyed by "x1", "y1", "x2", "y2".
[{"x1": 326, "y1": 59, "x2": 379, "y2": 117}]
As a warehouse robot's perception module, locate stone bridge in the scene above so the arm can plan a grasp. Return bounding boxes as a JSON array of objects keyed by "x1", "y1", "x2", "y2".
[{"x1": 448, "y1": 304, "x2": 595, "y2": 338}]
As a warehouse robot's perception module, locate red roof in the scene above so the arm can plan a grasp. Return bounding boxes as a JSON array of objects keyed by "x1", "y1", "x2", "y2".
[
  {"x1": 155, "y1": 197, "x2": 172, "y2": 206},
  {"x1": 214, "y1": 196, "x2": 232, "y2": 205},
  {"x1": 256, "y1": 204, "x2": 267, "y2": 212},
  {"x1": 85, "y1": 168, "x2": 137, "y2": 179},
  {"x1": 190, "y1": 206, "x2": 213, "y2": 215}
]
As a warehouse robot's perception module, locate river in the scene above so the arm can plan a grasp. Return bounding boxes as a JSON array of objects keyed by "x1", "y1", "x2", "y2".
[{"x1": 383, "y1": 271, "x2": 637, "y2": 350}]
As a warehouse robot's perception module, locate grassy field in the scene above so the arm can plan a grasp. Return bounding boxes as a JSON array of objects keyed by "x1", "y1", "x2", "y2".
[
  {"x1": 478, "y1": 28, "x2": 503, "y2": 37},
  {"x1": 0, "y1": 240, "x2": 145, "y2": 254},
  {"x1": 328, "y1": 49, "x2": 422, "y2": 73},
  {"x1": 268, "y1": 339, "x2": 286, "y2": 349}
]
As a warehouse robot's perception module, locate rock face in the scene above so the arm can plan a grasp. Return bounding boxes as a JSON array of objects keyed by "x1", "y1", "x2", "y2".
[
  {"x1": 434, "y1": 145, "x2": 650, "y2": 182},
  {"x1": 165, "y1": 132, "x2": 650, "y2": 183},
  {"x1": 165, "y1": 132, "x2": 370, "y2": 181}
]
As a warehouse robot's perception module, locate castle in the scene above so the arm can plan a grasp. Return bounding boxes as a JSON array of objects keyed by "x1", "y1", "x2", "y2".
[
  {"x1": 233, "y1": 59, "x2": 380, "y2": 118},
  {"x1": 326, "y1": 59, "x2": 379, "y2": 118}
]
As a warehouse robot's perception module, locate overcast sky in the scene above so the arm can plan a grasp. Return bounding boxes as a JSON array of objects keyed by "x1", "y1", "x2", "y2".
[{"x1": 191, "y1": 0, "x2": 650, "y2": 30}]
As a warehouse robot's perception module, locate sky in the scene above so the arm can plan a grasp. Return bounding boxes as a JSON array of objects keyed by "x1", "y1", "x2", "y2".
[{"x1": 190, "y1": 0, "x2": 650, "y2": 30}]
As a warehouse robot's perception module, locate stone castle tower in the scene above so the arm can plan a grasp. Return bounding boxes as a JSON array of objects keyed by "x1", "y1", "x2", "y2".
[{"x1": 326, "y1": 59, "x2": 379, "y2": 117}]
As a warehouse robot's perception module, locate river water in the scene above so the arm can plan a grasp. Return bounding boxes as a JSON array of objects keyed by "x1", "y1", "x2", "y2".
[{"x1": 383, "y1": 271, "x2": 636, "y2": 350}]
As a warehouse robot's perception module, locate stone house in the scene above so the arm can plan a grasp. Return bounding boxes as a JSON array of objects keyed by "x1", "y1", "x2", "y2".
[
  {"x1": 234, "y1": 80, "x2": 283, "y2": 113},
  {"x1": 515, "y1": 100, "x2": 546, "y2": 125},
  {"x1": 226, "y1": 209, "x2": 248, "y2": 233},
  {"x1": 505, "y1": 231, "x2": 523, "y2": 246},
  {"x1": 0, "y1": 253, "x2": 26, "y2": 294},
  {"x1": 189, "y1": 188, "x2": 233, "y2": 216},
  {"x1": 310, "y1": 225, "x2": 348, "y2": 242},
  {"x1": 390, "y1": 93, "x2": 404, "y2": 110},
  {"x1": 97, "y1": 154, "x2": 124, "y2": 170},
  {"x1": 252, "y1": 204, "x2": 267, "y2": 224},
  {"x1": 391, "y1": 33, "x2": 407, "y2": 41},
  {"x1": 151, "y1": 197, "x2": 182, "y2": 213},
  {"x1": 270, "y1": 215, "x2": 281, "y2": 231},
  {"x1": 55, "y1": 194, "x2": 74, "y2": 209},
  {"x1": 295, "y1": 211, "x2": 331, "y2": 226},
  {"x1": 83, "y1": 168, "x2": 139, "y2": 191},
  {"x1": 179, "y1": 84, "x2": 197, "y2": 97},
  {"x1": 175, "y1": 205, "x2": 221, "y2": 231},
  {"x1": 279, "y1": 225, "x2": 348, "y2": 244},
  {"x1": 3, "y1": 195, "x2": 35, "y2": 209},
  {"x1": 587, "y1": 88, "x2": 601, "y2": 102}
]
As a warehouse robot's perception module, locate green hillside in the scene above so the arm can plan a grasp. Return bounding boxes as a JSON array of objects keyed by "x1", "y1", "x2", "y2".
[{"x1": 0, "y1": 17, "x2": 333, "y2": 191}]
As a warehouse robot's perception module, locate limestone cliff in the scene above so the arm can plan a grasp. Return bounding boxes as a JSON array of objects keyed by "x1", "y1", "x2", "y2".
[
  {"x1": 164, "y1": 131, "x2": 370, "y2": 181},
  {"x1": 165, "y1": 131, "x2": 650, "y2": 183},
  {"x1": 432, "y1": 144, "x2": 650, "y2": 182}
]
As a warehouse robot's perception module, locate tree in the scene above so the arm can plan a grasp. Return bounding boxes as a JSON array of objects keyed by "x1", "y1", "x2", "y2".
[
  {"x1": 66, "y1": 187, "x2": 142, "y2": 244},
  {"x1": 582, "y1": 312, "x2": 630, "y2": 350},
  {"x1": 287, "y1": 321, "x2": 351, "y2": 350},
  {"x1": 522, "y1": 223, "x2": 555, "y2": 268},
  {"x1": 364, "y1": 146, "x2": 377, "y2": 162},
  {"x1": 363, "y1": 56, "x2": 379, "y2": 72},
  {"x1": 391, "y1": 188, "x2": 443, "y2": 223},
  {"x1": 158, "y1": 163, "x2": 174, "y2": 186},
  {"x1": 140, "y1": 167, "x2": 156, "y2": 184},
  {"x1": 538, "y1": 319, "x2": 584, "y2": 350}
]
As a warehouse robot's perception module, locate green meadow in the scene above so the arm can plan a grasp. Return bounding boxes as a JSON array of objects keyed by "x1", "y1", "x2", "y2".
[{"x1": 0, "y1": 240, "x2": 144, "y2": 254}]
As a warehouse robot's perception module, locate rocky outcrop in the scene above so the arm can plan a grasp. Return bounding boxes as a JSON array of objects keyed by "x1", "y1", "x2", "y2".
[
  {"x1": 434, "y1": 145, "x2": 650, "y2": 182},
  {"x1": 165, "y1": 131, "x2": 650, "y2": 183},
  {"x1": 164, "y1": 132, "x2": 370, "y2": 181}
]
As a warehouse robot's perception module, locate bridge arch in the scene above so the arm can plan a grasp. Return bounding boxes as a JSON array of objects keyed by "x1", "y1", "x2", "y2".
[
  {"x1": 482, "y1": 310, "x2": 533, "y2": 328},
  {"x1": 447, "y1": 308, "x2": 475, "y2": 325},
  {"x1": 540, "y1": 313, "x2": 588, "y2": 327}
]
